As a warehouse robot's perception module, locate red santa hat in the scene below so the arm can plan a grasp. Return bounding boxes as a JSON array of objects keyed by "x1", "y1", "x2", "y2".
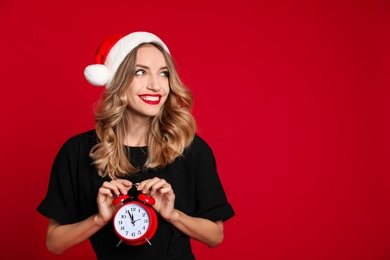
[{"x1": 84, "y1": 31, "x2": 170, "y2": 87}]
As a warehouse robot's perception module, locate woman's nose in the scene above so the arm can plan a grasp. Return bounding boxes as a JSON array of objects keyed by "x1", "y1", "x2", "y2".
[{"x1": 146, "y1": 75, "x2": 161, "y2": 91}]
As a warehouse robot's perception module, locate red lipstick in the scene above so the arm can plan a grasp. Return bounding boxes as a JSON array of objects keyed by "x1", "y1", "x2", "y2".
[{"x1": 139, "y1": 94, "x2": 161, "y2": 105}]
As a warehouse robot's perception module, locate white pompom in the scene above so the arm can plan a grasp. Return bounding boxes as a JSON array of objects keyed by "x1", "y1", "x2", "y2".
[{"x1": 84, "y1": 64, "x2": 109, "y2": 86}]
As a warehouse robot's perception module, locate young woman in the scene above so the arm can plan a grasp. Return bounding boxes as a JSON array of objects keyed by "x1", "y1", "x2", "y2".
[{"x1": 37, "y1": 31, "x2": 235, "y2": 260}]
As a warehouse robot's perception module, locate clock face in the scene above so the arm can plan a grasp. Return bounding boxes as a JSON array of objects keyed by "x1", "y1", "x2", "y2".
[{"x1": 113, "y1": 202, "x2": 151, "y2": 240}]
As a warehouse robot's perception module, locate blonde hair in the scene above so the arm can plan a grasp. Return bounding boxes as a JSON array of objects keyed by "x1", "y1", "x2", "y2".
[{"x1": 90, "y1": 43, "x2": 196, "y2": 179}]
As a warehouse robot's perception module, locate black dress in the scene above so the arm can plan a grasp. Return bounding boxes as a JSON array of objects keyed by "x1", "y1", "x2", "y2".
[{"x1": 37, "y1": 130, "x2": 235, "y2": 260}]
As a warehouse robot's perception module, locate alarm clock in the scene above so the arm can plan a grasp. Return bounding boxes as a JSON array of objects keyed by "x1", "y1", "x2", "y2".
[{"x1": 112, "y1": 193, "x2": 158, "y2": 246}]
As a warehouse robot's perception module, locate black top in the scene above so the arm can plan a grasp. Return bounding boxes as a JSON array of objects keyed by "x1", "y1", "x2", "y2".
[{"x1": 37, "y1": 130, "x2": 235, "y2": 260}]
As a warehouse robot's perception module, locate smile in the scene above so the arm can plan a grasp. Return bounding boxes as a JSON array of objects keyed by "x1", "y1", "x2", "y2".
[{"x1": 139, "y1": 95, "x2": 161, "y2": 105}]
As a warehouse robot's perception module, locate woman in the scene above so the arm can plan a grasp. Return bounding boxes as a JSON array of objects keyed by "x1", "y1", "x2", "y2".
[{"x1": 37, "y1": 31, "x2": 235, "y2": 260}]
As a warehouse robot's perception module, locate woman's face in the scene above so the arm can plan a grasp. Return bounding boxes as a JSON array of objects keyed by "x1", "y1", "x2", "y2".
[{"x1": 126, "y1": 44, "x2": 170, "y2": 122}]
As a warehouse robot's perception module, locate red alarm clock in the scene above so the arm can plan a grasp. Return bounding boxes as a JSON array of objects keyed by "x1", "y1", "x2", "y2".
[{"x1": 112, "y1": 193, "x2": 158, "y2": 246}]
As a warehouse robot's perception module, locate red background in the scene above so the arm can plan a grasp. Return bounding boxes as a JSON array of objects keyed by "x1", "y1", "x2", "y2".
[{"x1": 1, "y1": 0, "x2": 389, "y2": 259}]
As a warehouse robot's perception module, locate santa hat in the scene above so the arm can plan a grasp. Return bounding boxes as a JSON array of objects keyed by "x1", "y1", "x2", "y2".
[{"x1": 84, "y1": 31, "x2": 170, "y2": 87}]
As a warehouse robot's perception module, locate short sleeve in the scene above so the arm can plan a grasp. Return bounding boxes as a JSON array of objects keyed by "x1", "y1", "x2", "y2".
[
  {"x1": 189, "y1": 135, "x2": 235, "y2": 222},
  {"x1": 37, "y1": 135, "x2": 86, "y2": 224}
]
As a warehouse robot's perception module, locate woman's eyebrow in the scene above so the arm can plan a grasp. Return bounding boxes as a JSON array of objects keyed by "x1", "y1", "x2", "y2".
[{"x1": 135, "y1": 64, "x2": 168, "y2": 71}]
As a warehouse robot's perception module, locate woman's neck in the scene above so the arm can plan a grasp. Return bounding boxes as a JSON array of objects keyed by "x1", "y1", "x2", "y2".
[{"x1": 124, "y1": 120, "x2": 150, "y2": 147}]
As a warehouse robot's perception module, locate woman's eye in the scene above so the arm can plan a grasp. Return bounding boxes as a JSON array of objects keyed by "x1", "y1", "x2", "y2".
[
  {"x1": 135, "y1": 69, "x2": 145, "y2": 75},
  {"x1": 160, "y1": 71, "x2": 169, "y2": 77}
]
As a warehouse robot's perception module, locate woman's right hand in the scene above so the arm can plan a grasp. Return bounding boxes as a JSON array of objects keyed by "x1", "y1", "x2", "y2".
[
  {"x1": 95, "y1": 179, "x2": 133, "y2": 225},
  {"x1": 45, "y1": 179, "x2": 133, "y2": 255}
]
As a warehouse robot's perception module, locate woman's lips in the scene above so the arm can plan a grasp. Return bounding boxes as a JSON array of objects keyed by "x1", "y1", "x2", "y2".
[{"x1": 139, "y1": 95, "x2": 161, "y2": 105}]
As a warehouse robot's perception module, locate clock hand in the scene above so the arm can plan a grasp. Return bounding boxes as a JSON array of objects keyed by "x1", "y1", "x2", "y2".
[{"x1": 128, "y1": 212, "x2": 135, "y2": 225}]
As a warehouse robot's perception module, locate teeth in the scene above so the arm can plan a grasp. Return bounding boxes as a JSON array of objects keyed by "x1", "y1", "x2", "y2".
[{"x1": 141, "y1": 96, "x2": 159, "y2": 101}]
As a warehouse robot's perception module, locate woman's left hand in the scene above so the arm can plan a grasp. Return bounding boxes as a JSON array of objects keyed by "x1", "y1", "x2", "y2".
[
  {"x1": 136, "y1": 177, "x2": 175, "y2": 221},
  {"x1": 137, "y1": 178, "x2": 224, "y2": 248}
]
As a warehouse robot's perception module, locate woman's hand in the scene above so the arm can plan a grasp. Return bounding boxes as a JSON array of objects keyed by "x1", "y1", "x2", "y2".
[
  {"x1": 45, "y1": 179, "x2": 133, "y2": 254},
  {"x1": 136, "y1": 177, "x2": 224, "y2": 247},
  {"x1": 96, "y1": 179, "x2": 133, "y2": 225},
  {"x1": 136, "y1": 177, "x2": 176, "y2": 221}
]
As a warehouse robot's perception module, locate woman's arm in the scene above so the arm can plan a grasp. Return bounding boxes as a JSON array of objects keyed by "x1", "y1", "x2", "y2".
[
  {"x1": 46, "y1": 214, "x2": 106, "y2": 254},
  {"x1": 46, "y1": 179, "x2": 133, "y2": 254},
  {"x1": 137, "y1": 177, "x2": 224, "y2": 248},
  {"x1": 168, "y1": 211, "x2": 224, "y2": 248}
]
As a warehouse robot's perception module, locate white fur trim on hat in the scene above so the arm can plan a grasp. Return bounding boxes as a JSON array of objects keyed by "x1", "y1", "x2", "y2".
[{"x1": 84, "y1": 32, "x2": 170, "y2": 87}]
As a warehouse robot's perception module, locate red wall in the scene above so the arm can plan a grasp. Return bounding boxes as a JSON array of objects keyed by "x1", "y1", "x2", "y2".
[{"x1": 1, "y1": 0, "x2": 389, "y2": 259}]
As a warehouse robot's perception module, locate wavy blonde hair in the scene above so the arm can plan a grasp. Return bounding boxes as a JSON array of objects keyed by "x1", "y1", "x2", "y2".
[{"x1": 90, "y1": 43, "x2": 196, "y2": 179}]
